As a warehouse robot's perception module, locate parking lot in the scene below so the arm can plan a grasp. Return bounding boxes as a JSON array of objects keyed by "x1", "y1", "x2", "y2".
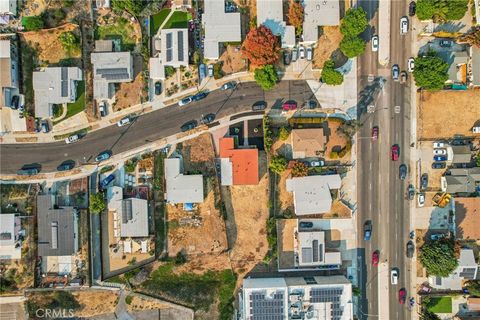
[{"x1": 416, "y1": 141, "x2": 448, "y2": 193}]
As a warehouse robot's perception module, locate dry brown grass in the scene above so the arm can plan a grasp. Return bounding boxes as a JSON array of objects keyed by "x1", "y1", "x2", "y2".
[
  {"x1": 113, "y1": 72, "x2": 146, "y2": 111},
  {"x1": 312, "y1": 26, "x2": 343, "y2": 69},
  {"x1": 73, "y1": 290, "x2": 119, "y2": 317}
]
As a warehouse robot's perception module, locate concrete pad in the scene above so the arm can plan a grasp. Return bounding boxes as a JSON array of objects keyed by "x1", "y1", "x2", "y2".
[
  {"x1": 0, "y1": 108, "x2": 26, "y2": 133},
  {"x1": 52, "y1": 111, "x2": 89, "y2": 133}
]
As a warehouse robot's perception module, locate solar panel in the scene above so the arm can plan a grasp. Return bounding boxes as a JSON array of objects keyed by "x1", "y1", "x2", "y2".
[
  {"x1": 51, "y1": 221, "x2": 58, "y2": 249},
  {"x1": 302, "y1": 247, "x2": 313, "y2": 263},
  {"x1": 177, "y1": 30, "x2": 184, "y2": 61},
  {"x1": 460, "y1": 267, "x2": 478, "y2": 279},
  {"x1": 122, "y1": 200, "x2": 133, "y2": 223},
  {"x1": 310, "y1": 287, "x2": 344, "y2": 319},
  {"x1": 249, "y1": 291, "x2": 284, "y2": 319},
  {"x1": 166, "y1": 32, "x2": 173, "y2": 62},
  {"x1": 61, "y1": 67, "x2": 68, "y2": 97},
  {"x1": 313, "y1": 240, "x2": 319, "y2": 262}
]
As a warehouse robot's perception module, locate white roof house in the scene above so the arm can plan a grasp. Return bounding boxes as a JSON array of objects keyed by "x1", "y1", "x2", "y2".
[
  {"x1": 429, "y1": 248, "x2": 479, "y2": 290},
  {"x1": 0, "y1": 39, "x2": 19, "y2": 108},
  {"x1": 297, "y1": 230, "x2": 341, "y2": 267},
  {"x1": 240, "y1": 275, "x2": 353, "y2": 320},
  {"x1": 286, "y1": 174, "x2": 342, "y2": 215},
  {"x1": 32, "y1": 67, "x2": 83, "y2": 119},
  {"x1": 165, "y1": 158, "x2": 204, "y2": 204},
  {"x1": 202, "y1": 0, "x2": 241, "y2": 59},
  {"x1": 0, "y1": 214, "x2": 22, "y2": 260},
  {"x1": 150, "y1": 28, "x2": 189, "y2": 80},
  {"x1": 107, "y1": 186, "x2": 149, "y2": 238},
  {"x1": 256, "y1": 0, "x2": 296, "y2": 48},
  {"x1": 0, "y1": 0, "x2": 16, "y2": 15},
  {"x1": 303, "y1": 0, "x2": 340, "y2": 43}
]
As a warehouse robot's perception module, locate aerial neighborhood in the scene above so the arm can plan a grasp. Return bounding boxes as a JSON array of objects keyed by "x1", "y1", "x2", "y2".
[{"x1": 1, "y1": 0, "x2": 480, "y2": 319}]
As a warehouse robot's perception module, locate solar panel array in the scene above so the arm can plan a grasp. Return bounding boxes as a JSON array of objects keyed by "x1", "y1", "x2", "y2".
[
  {"x1": 301, "y1": 241, "x2": 323, "y2": 264},
  {"x1": 122, "y1": 199, "x2": 133, "y2": 223},
  {"x1": 178, "y1": 31, "x2": 184, "y2": 62},
  {"x1": 310, "y1": 288, "x2": 344, "y2": 320},
  {"x1": 249, "y1": 292, "x2": 284, "y2": 320},
  {"x1": 60, "y1": 67, "x2": 68, "y2": 97},
  {"x1": 166, "y1": 32, "x2": 173, "y2": 62},
  {"x1": 97, "y1": 68, "x2": 130, "y2": 81},
  {"x1": 460, "y1": 267, "x2": 478, "y2": 279}
]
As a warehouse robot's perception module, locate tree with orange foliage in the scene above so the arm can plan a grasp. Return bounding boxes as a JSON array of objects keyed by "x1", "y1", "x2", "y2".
[
  {"x1": 287, "y1": 0, "x2": 304, "y2": 35},
  {"x1": 241, "y1": 25, "x2": 280, "y2": 67}
]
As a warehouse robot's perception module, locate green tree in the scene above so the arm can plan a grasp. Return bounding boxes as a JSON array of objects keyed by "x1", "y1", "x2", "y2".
[
  {"x1": 419, "y1": 239, "x2": 458, "y2": 277},
  {"x1": 58, "y1": 32, "x2": 78, "y2": 51},
  {"x1": 413, "y1": 54, "x2": 449, "y2": 90},
  {"x1": 321, "y1": 60, "x2": 344, "y2": 85},
  {"x1": 278, "y1": 126, "x2": 290, "y2": 141},
  {"x1": 352, "y1": 286, "x2": 361, "y2": 297},
  {"x1": 416, "y1": 0, "x2": 468, "y2": 21},
  {"x1": 269, "y1": 155, "x2": 287, "y2": 174},
  {"x1": 89, "y1": 192, "x2": 106, "y2": 214},
  {"x1": 340, "y1": 36, "x2": 366, "y2": 58},
  {"x1": 466, "y1": 280, "x2": 480, "y2": 296},
  {"x1": 445, "y1": 0, "x2": 469, "y2": 20},
  {"x1": 111, "y1": 0, "x2": 144, "y2": 16},
  {"x1": 254, "y1": 65, "x2": 278, "y2": 90},
  {"x1": 22, "y1": 16, "x2": 44, "y2": 31},
  {"x1": 419, "y1": 309, "x2": 441, "y2": 320},
  {"x1": 340, "y1": 7, "x2": 368, "y2": 36}
]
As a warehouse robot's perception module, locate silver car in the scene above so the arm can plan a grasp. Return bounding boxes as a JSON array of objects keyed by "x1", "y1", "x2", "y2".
[
  {"x1": 400, "y1": 16, "x2": 409, "y2": 34},
  {"x1": 392, "y1": 64, "x2": 400, "y2": 81}
]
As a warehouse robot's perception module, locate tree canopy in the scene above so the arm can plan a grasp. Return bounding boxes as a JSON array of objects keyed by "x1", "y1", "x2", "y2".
[
  {"x1": 419, "y1": 239, "x2": 458, "y2": 277},
  {"x1": 413, "y1": 54, "x2": 449, "y2": 90},
  {"x1": 419, "y1": 309, "x2": 441, "y2": 320},
  {"x1": 340, "y1": 36, "x2": 366, "y2": 58},
  {"x1": 22, "y1": 16, "x2": 44, "y2": 31},
  {"x1": 58, "y1": 32, "x2": 79, "y2": 51},
  {"x1": 291, "y1": 162, "x2": 309, "y2": 177},
  {"x1": 466, "y1": 280, "x2": 480, "y2": 297},
  {"x1": 111, "y1": 0, "x2": 146, "y2": 16},
  {"x1": 340, "y1": 8, "x2": 368, "y2": 37},
  {"x1": 269, "y1": 155, "x2": 287, "y2": 174},
  {"x1": 254, "y1": 65, "x2": 278, "y2": 91},
  {"x1": 416, "y1": 0, "x2": 468, "y2": 21},
  {"x1": 287, "y1": 0, "x2": 304, "y2": 35},
  {"x1": 89, "y1": 193, "x2": 106, "y2": 214},
  {"x1": 321, "y1": 60, "x2": 344, "y2": 85},
  {"x1": 242, "y1": 25, "x2": 280, "y2": 67}
]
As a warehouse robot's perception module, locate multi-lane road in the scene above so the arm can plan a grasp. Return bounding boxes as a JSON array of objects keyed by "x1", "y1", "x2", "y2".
[{"x1": 356, "y1": 0, "x2": 413, "y2": 319}]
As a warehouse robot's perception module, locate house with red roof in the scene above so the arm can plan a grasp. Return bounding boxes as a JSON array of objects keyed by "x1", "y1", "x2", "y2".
[{"x1": 219, "y1": 137, "x2": 259, "y2": 186}]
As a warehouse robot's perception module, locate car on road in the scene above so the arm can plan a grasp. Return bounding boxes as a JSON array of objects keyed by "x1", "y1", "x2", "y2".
[
  {"x1": 418, "y1": 193, "x2": 425, "y2": 207},
  {"x1": 392, "y1": 64, "x2": 400, "y2": 81},
  {"x1": 179, "y1": 96, "x2": 193, "y2": 106},
  {"x1": 400, "y1": 16, "x2": 409, "y2": 34},
  {"x1": 221, "y1": 81, "x2": 236, "y2": 90},
  {"x1": 434, "y1": 155, "x2": 447, "y2": 162},
  {"x1": 192, "y1": 91, "x2": 208, "y2": 101},
  {"x1": 117, "y1": 117, "x2": 131, "y2": 127},
  {"x1": 207, "y1": 64, "x2": 214, "y2": 77},
  {"x1": 433, "y1": 148, "x2": 447, "y2": 155},
  {"x1": 202, "y1": 113, "x2": 216, "y2": 124},
  {"x1": 432, "y1": 162, "x2": 446, "y2": 169},
  {"x1": 409, "y1": 1, "x2": 416, "y2": 16},
  {"x1": 407, "y1": 184, "x2": 415, "y2": 200},
  {"x1": 180, "y1": 120, "x2": 198, "y2": 132},
  {"x1": 391, "y1": 144, "x2": 400, "y2": 161},
  {"x1": 299, "y1": 221, "x2": 313, "y2": 229},
  {"x1": 65, "y1": 134, "x2": 79, "y2": 144},
  {"x1": 400, "y1": 71, "x2": 408, "y2": 84},
  {"x1": 57, "y1": 161, "x2": 75, "y2": 171},
  {"x1": 292, "y1": 47, "x2": 298, "y2": 61},
  {"x1": 100, "y1": 174, "x2": 115, "y2": 189},
  {"x1": 364, "y1": 221, "x2": 372, "y2": 241},
  {"x1": 299, "y1": 46, "x2": 305, "y2": 59},
  {"x1": 17, "y1": 167, "x2": 40, "y2": 176},
  {"x1": 252, "y1": 101, "x2": 267, "y2": 111},
  {"x1": 406, "y1": 241, "x2": 415, "y2": 258},
  {"x1": 399, "y1": 164, "x2": 407, "y2": 180},
  {"x1": 398, "y1": 288, "x2": 407, "y2": 304},
  {"x1": 439, "y1": 39, "x2": 452, "y2": 47},
  {"x1": 407, "y1": 57, "x2": 415, "y2": 72},
  {"x1": 433, "y1": 141, "x2": 445, "y2": 148},
  {"x1": 372, "y1": 250, "x2": 379, "y2": 267},
  {"x1": 371, "y1": 126, "x2": 379, "y2": 140},
  {"x1": 391, "y1": 269, "x2": 399, "y2": 285},
  {"x1": 371, "y1": 35, "x2": 379, "y2": 52},
  {"x1": 310, "y1": 160, "x2": 325, "y2": 167},
  {"x1": 282, "y1": 101, "x2": 297, "y2": 111},
  {"x1": 306, "y1": 47, "x2": 313, "y2": 61},
  {"x1": 154, "y1": 81, "x2": 162, "y2": 95},
  {"x1": 283, "y1": 50, "x2": 292, "y2": 65},
  {"x1": 95, "y1": 151, "x2": 112, "y2": 162},
  {"x1": 420, "y1": 173, "x2": 428, "y2": 190}
]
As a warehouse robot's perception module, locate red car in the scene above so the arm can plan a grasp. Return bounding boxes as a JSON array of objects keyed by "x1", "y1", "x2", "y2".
[
  {"x1": 391, "y1": 144, "x2": 400, "y2": 161},
  {"x1": 372, "y1": 126, "x2": 379, "y2": 141},
  {"x1": 282, "y1": 101, "x2": 297, "y2": 111},
  {"x1": 372, "y1": 250, "x2": 379, "y2": 266},
  {"x1": 398, "y1": 288, "x2": 407, "y2": 304}
]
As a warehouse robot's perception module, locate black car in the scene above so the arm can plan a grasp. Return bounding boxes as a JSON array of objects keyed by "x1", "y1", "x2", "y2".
[
  {"x1": 304, "y1": 100, "x2": 318, "y2": 109},
  {"x1": 154, "y1": 81, "x2": 162, "y2": 95},
  {"x1": 408, "y1": 1, "x2": 416, "y2": 16},
  {"x1": 202, "y1": 113, "x2": 216, "y2": 124},
  {"x1": 299, "y1": 221, "x2": 313, "y2": 228},
  {"x1": 10, "y1": 95, "x2": 19, "y2": 109},
  {"x1": 439, "y1": 39, "x2": 452, "y2": 47},
  {"x1": 57, "y1": 160, "x2": 75, "y2": 171},
  {"x1": 180, "y1": 120, "x2": 198, "y2": 132},
  {"x1": 432, "y1": 162, "x2": 446, "y2": 169},
  {"x1": 399, "y1": 164, "x2": 407, "y2": 180},
  {"x1": 406, "y1": 240, "x2": 415, "y2": 258},
  {"x1": 252, "y1": 101, "x2": 267, "y2": 111},
  {"x1": 283, "y1": 50, "x2": 292, "y2": 65},
  {"x1": 192, "y1": 91, "x2": 208, "y2": 101},
  {"x1": 420, "y1": 173, "x2": 428, "y2": 190}
]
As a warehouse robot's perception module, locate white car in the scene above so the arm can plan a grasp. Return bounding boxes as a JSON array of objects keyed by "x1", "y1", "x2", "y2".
[
  {"x1": 117, "y1": 117, "x2": 131, "y2": 127},
  {"x1": 299, "y1": 46, "x2": 305, "y2": 59},
  {"x1": 306, "y1": 47, "x2": 313, "y2": 61},
  {"x1": 433, "y1": 148, "x2": 447, "y2": 155},
  {"x1": 433, "y1": 142, "x2": 445, "y2": 148},
  {"x1": 407, "y1": 57, "x2": 415, "y2": 72},
  {"x1": 310, "y1": 160, "x2": 325, "y2": 167},
  {"x1": 400, "y1": 16, "x2": 409, "y2": 34},
  {"x1": 371, "y1": 35, "x2": 379, "y2": 52},
  {"x1": 418, "y1": 193, "x2": 425, "y2": 207},
  {"x1": 65, "y1": 134, "x2": 79, "y2": 144},
  {"x1": 391, "y1": 269, "x2": 399, "y2": 285},
  {"x1": 178, "y1": 96, "x2": 193, "y2": 106},
  {"x1": 207, "y1": 64, "x2": 214, "y2": 77}
]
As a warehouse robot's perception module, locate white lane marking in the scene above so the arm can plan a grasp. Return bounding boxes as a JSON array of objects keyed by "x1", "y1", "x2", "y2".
[{"x1": 369, "y1": 182, "x2": 372, "y2": 190}]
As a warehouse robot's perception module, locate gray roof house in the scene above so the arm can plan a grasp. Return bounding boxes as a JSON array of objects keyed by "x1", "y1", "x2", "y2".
[
  {"x1": 150, "y1": 28, "x2": 189, "y2": 80},
  {"x1": 451, "y1": 145, "x2": 472, "y2": 164},
  {"x1": 32, "y1": 67, "x2": 83, "y2": 119},
  {"x1": 165, "y1": 158, "x2": 204, "y2": 204},
  {"x1": 303, "y1": 0, "x2": 340, "y2": 43},
  {"x1": 0, "y1": 39, "x2": 19, "y2": 108},
  {"x1": 202, "y1": 0, "x2": 241, "y2": 59},
  {"x1": 447, "y1": 51, "x2": 468, "y2": 84},
  {"x1": 37, "y1": 195, "x2": 78, "y2": 257},
  {"x1": 471, "y1": 45, "x2": 480, "y2": 86},
  {"x1": 91, "y1": 40, "x2": 133, "y2": 100},
  {"x1": 286, "y1": 174, "x2": 342, "y2": 215},
  {"x1": 256, "y1": 0, "x2": 295, "y2": 48},
  {"x1": 442, "y1": 167, "x2": 480, "y2": 194},
  {"x1": 429, "y1": 248, "x2": 479, "y2": 290}
]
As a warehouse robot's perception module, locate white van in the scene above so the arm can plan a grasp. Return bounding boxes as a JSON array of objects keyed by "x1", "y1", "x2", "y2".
[{"x1": 306, "y1": 47, "x2": 313, "y2": 61}]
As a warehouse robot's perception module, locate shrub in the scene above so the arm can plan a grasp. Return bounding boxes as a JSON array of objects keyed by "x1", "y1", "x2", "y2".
[
  {"x1": 419, "y1": 238, "x2": 458, "y2": 277},
  {"x1": 254, "y1": 65, "x2": 278, "y2": 90},
  {"x1": 89, "y1": 192, "x2": 106, "y2": 214},
  {"x1": 165, "y1": 66, "x2": 176, "y2": 78},
  {"x1": 278, "y1": 126, "x2": 290, "y2": 141},
  {"x1": 269, "y1": 156, "x2": 287, "y2": 174},
  {"x1": 213, "y1": 63, "x2": 224, "y2": 79},
  {"x1": 321, "y1": 60, "x2": 344, "y2": 85},
  {"x1": 291, "y1": 162, "x2": 309, "y2": 177},
  {"x1": 22, "y1": 16, "x2": 44, "y2": 31}
]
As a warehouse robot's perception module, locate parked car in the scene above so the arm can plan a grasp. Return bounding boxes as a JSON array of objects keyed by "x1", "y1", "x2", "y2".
[
  {"x1": 10, "y1": 95, "x2": 19, "y2": 109},
  {"x1": 207, "y1": 64, "x2": 214, "y2": 77},
  {"x1": 364, "y1": 221, "x2": 372, "y2": 241},
  {"x1": 418, "y1": 193, "x2": 425, "y2": 207},
  {"x1": 371, "y1": 35, "x2": 379, "y2": 52},
  {"x1": 252, "y1": 101, "x2": 267, "y2": 111},
  {"x1": 221, "y1": 81, "x2": 236, "y2": 91},
  {"x1": 100, "y1": 174, "x2": 115, "y2": 189},
  {"x1": 433, "y1": 141, "x2": 445, "y2": 148},
  {"x1": 202, "y1": 113, "x2": 216, "y2": 124},
  {"x1": 95, "y1": 151, "x2": 112, "y2": 162},
  {"x1": 117, "y1": 117, "x2": 131, "y2": 127},
  {"x1": 57, "y1": 160, "x2": 75, "y2": 172},
  {"x1": 65, "y1": 134, "x2": 79, "y2": 144},
  {"x1": 391, "y1": 144, "x2": 400, "y2": 161},
  {"x1": 192, "y1": 91, "x2": 208, "y2": 101},
  {"x1": 17, "y1": 167, "x2": 40, "y2": 176},
  {"x1": 407, "y1": 184, "x2": 415, "y2": 200},
  {"x1": 282, "y1": 101, "x2": 297, "y2": 111},
  {"x1": 299, "y1": 221, "x2": 313, "y2": 229},
  {"x1": 372, "y1": 250, "x2": 379, "y2": 267},
  {"x1": 434, "y1": 155, "x2": 447, "y2": 162},
  {"x1": 180, "y1": 120, "x2": 198, "y2": 132},
  {"x1": 179, "y1": 96, "x2": 193, "y2": 106},
  {"x1": 299, "y1": 46, "x2": 305, "y2": 59},
  {"x1": 409, "y1": 1, "x2": 416, "y2": 16},
  {"x1": 432, "y1": 162, "x2": 446, "y2": 169},
  {"x1": 392, "y1": 64, "x2": 400, "y2": 81},
  {"x1": 399, "y1": 164, "x2": 407, "y2": 180},
  {"x1": 391, "y1": 269, "x2": 399, "y2": 285},
  {"x1": 430, "y1": 233, "x2": 446, "y2": 241},
  {"x1": 306, "y1": 47, "x2": 313, "y2": 61},
  {"x1": 41, "y1": 120, "x2": 49, "y2": 133},
  {"x1": 154, "y1": 81, "x2": 162, "y2": 95},
  {"x1": 292, "y1": 47, "x2": 298, "y2": 61},
  {"x1": 420, "y1": 173, "x2": 428, "y2": 190},
  {"x1": 398, "y1": 288, "x2": 407, "y2": 304},
  {"x1": 400, "y1": 71, "x2": 408, "y2": 84},
  {"x1": 372, "y1": 126, "x2": 379, "y2": 140},
  {"x1": 99, "y1": 102, "x2": 107, "y2": 117},
  {"x1": 303, "y1": 100, "x2": 317, "y2": 109},
  {"x1": 439, "y1": 39, "x2": 452, "y2": 47},
  {"x1": 199, "y1": 64, "x2": 206, "y2": 79},
  {"x1": 406, "y1": 241, "x2": 415, "y2": 258},
  {"x1": 310, "y1": 160, "x2": 325, "y2": 167},
  {"x1": 433, "y1": 148, "x2": 447, "y2": 155},
  {"x1": 400, "y1": 16, "x2": 409, "y2": 34},
  {"x1": 283, "y1": 50, "x2": 292, "y2": 65},
  {"x1": 407, "y1": 57, "x2": 415, "y2": 72}
]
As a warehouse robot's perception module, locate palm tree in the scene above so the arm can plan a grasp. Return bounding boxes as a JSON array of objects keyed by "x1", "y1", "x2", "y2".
[{"x1": 457, "y1": 27, "x2": 480, "y2": 48}]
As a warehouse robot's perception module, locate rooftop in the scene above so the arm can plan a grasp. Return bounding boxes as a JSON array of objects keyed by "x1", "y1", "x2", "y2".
[
  {"x1": 431, "y1": 249, "x2": 479, "y2": 290},
  {"x1": 451, "y1": 145, "x2": 472, "y2": 164},
  {"x1": 0, "y1": 40, "x2": 12, "y2": 107},
  {"x1": 443, "y1": 167, "x2": 480, "y2": 194},
  {"x1": 472, "y1": 45, "x2": 480, "y2": 86},
  {"x1": 0, "y1": 214, "x2": 21, "y2": 260},
  {"x1": 159, "y1": 28, "x2": 189, "y2": 66},
  {"x1": 303, "y1": 0, "x2": 340, "y2": 43},
  {"x1": 291, "y1": 128, "x2": 326, "y2": 159},
  {"x1": 447, "y1": 51, "x2": 468, "y2": 83},
  {"x1": 165, "y1": 158, "x2": 204, "y2": 204},
  {"x1": 297, "y1": 229, "x2": 341, "y2": 267},
  {"x1": 219, "y1": 137, "x2": 259, "y2": 185},
  {"x1": 0, "y1": 0, "x2": 16, "y2": 15},
  {"x1": 455, "y1": 197, "x2": 480, "y2": 240},
  {"x1": 256, "y1": 0, "x2": 296, "y2": 48}
]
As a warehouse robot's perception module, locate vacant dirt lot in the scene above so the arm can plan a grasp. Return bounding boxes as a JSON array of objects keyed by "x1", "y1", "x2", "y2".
[
  {"x1": 312, "y1": 26, "x2": 343, "y2": 69},
  {"x1": 73, "y1": 290, "x2": 119, "y2": 317},
  {"x1": 418, "y1": 89, "x2": 480, "y2": 140},
  {"x1": 179, "y1": 133, "x2": 217, "y2": 174},
  {"x1": 219, "y1": 45, "x2": 247, "y2": 75},
  {"x1": 113, "y1": 55, "x2": 146, "y2": 111},
  {"x1": 325, "y1": 120, "x2": 350, "y2": 161}
]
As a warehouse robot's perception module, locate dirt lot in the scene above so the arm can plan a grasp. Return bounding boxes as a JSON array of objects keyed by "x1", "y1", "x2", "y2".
[
  {"x1": 21, "y1": 23, "x2": 82, "y2": 64},
  {"x1": 113, "y1": 55, "x2": 147, "y2": 111},
  {"x1": 179, "y1": 133, "x2": 216, "y2": 174},
  {"x1": 73, "y1": 290, "x2": 119, "y2": 317},
  {"x1": 126, "y1": 295, "x2": 170, "y2": 312},
  {"x1": 312, "y1": 26, "x2": 343, "y2": 69},
  {"x1": 324, "y1": 119, "x2": 350, "y2": 161},
  {"x1": 417, "y1": 89, "x2": 480, "y2": 140},
  {"x1": 277, "y1": 170, "x2": 294, "y2": 214},
  {"x1": 219, "y1": 45, "x2": 247, "y2": 75}
]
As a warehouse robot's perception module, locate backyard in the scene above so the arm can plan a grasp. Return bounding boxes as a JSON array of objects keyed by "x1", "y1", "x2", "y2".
[
  {"x1": 312, "y1": 26, "x2": 343, "y2": 69},
  {"x1": 53, "y1": 80, "x2": 85, "y2": 125},
  {"x1": 151, "y1": 9, "x2": 191, "y2": 34},
  {"x1": 426, "y1": 296, "x2": 452, "y2": 313},
  {"x1": 96, "y1": 13, "x2": 140, "y2": 51}
]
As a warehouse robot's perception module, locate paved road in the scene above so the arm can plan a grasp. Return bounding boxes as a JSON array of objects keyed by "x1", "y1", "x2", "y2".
[
  {"x1": 0, "y1": 80, "x2": 315, "y2": 174},
  {"x1": 356, "y1": 0, "x2": 413, "y2": 319}
]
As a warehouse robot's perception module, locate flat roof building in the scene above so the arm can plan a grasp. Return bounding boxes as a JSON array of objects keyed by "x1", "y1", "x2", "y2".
[
  {"x1": 455, "y1": 197, "x2": 480, "y2": 241},
  {"x1": 0, "y1": 0, "x2": 16, "y2": 15},
  {"x1": 472, "y1": 46, "x2": 480, "y2": 86},
  {"x1": 303, "y1": 0, "x2": 340, "y2": 43},
  {"x1": 442, "y1": 167, "x2": 480, "y2": 194},
  {"x1": 451, "y1": 145, "x2": 472, "y2": 164},
  {"x1": 165, "y1": 158, "x2": 204, "y2": 204},
  {"x1": 256, "y1": 0, "x2": 296, "y2": 48},
  {"x1": 150, "y1": 28, "x2": 189, "y2": 80},
  {"x1": 219, "y1": 137, "x2": 259, "y2": 186},
  {"x1": 297, "y1": 229, "x2": 341, "y2": 268},
  {"x1": 0, "y1": 214, "x2": 22, "y2": 260},
  {"x1": 0, "y1": 39, "x2": 19, "y2": 108}
]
